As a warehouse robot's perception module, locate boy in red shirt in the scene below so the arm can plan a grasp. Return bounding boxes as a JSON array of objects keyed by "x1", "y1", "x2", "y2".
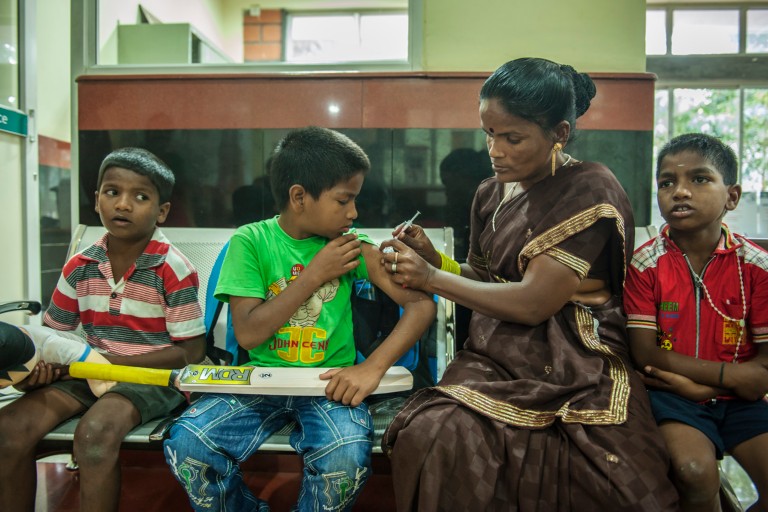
[{"x1": 625, "y1": 133, "x2": 768, "y2": 511}]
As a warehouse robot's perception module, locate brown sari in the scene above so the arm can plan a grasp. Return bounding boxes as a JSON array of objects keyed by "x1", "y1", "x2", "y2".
[{"x1": 383, "y1": 162, "x2": 679, "y2": 511}]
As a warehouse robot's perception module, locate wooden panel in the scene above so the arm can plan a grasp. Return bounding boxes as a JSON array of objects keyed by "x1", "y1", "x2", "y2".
[
  {"x1": 78, "y1": 72, "x2": 655, "y2": 132},
  {"x1": 38, "y1": 135, "x2": 71, "y2": 169},
  {"x1": 78, "y1": 78, "x2": 363, "y2": 130}
]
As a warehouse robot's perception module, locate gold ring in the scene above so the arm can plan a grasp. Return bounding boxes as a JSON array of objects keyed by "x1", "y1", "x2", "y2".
[{"x1": 391, "y1": 262, "x2": 397, "y2": 273}]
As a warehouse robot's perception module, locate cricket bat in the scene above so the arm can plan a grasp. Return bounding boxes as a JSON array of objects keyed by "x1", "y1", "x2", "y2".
[{"x1": 68, "y1": 362, "x2": 413, "y2": 396}]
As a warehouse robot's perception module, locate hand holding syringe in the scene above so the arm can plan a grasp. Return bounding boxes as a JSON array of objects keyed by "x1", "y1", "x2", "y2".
[{"x1": 384, "y1": 211, "x2": 421, "y2": 254}]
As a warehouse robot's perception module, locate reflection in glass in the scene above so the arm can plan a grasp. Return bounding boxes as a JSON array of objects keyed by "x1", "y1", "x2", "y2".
[
  {"x1": 78, "y1": 128, "x2": 490, "y2": 236},
  {"x1": 0, "y1": 0, "x2": 19, "y2": 107},
  {"x1": 672, "y1": 10, "x2": 738, "y2": 55},
  {"x1": 747, "y1": 9, "x2": 768, "y2": 53},
  {"x1": 646, "y1": 10, "x2": 667, "y2": 55}
]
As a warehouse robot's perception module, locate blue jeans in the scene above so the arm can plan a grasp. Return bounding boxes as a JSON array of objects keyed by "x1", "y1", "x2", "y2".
[{"x1": 163, "y1": 393, "x2": 373, "y2": 512}]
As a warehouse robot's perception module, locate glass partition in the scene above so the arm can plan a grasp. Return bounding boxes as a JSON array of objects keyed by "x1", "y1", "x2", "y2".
[
  {"x1": 79, "y1": 128, "x2": 490, "y2": 262},
  {"x1": 0, "y1": 0, "x2": 19, "y2": 108}
]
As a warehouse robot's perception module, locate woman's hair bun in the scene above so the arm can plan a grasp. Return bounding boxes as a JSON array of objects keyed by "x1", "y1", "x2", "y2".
[{"x1": 559, "y1": 65, "x2": 596, "y2": 118}]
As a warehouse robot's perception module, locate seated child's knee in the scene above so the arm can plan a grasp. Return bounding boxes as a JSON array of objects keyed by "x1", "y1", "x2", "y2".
[
  {"x1": 673, "y1": 458, "x2": 720, "y2": 497},
  {"x1": 73, "y1": 416, "x2": 125, "y2": 455},
  {"x1": 310, "y1": 441, "x2": 372, "y2": 477}
]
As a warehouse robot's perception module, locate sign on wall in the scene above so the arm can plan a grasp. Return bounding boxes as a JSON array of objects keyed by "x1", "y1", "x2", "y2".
[{"x1": 0, "y1": 105, "x2": 28, "y2": 137}]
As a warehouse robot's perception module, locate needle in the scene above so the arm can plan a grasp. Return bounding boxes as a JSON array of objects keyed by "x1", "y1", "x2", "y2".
[
  {"x1": 383, "y1": 211, "x2": 421, "y2": 254},
  {"x1": 401, "y1": 210, "x2": 421, "y2": 231}
]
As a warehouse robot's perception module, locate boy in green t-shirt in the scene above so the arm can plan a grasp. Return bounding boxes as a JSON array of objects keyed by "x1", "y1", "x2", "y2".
[{"x1": 164, "y1": 126, "x2": 436, "y2": 511}]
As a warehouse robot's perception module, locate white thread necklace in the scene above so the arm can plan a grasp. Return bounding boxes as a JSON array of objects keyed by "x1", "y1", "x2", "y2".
[
  {"x1": 492, "y1": 154, "x2": 573, "y2": 232},
  {"x1": 685, "y1": 247, "x2": 747, "y2": 362},
  {"x1": 491, "y1": 182, "x2": 518, "y2": 232}
]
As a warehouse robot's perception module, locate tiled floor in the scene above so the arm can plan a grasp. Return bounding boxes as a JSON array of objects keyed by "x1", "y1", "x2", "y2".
[{"x1": 35, "y1": 451, "x2": 397, "y2": 511}]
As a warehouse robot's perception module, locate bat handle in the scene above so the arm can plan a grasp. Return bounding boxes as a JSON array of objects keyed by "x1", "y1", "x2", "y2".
[{"x1": 169, "y1": 368, "x2": 182, "y2": 389}]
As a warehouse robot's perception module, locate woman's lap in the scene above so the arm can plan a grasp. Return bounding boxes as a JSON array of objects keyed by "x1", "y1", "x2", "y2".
[{"x1": 389, "y1": 388, "x2": 678, "y2": 512}]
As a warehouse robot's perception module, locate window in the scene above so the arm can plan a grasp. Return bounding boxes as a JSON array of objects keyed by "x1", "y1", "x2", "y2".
[
  {"x1": 0, "y1": 0, "x2": 19, "y2": 107},
  {"x1": 286, "y1": 12, "x2": 408, "y2": 63},
  {"x1": 646, "y1": 6, "x2": 768, "y2": 55},
  {"x1": 648, "y1": 5, "x2": 768, "y2": 239},
  {"x1": 672, "y1": 10, "x2": 739, "y2": 55},
  {"x1": 95, "y1": 1, "x2": 412, "y2": 68},
  {"x1": 747, "y1": 9, "x2": 768, "y2": 53},
  {"x1": 646, "y1": 10, "x2": 667, "y2": 55}
]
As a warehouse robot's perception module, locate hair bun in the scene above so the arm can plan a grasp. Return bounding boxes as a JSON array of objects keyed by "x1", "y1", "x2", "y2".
[
  {"x1": 573, "y1": 73, "x2": 597, "y2": 118},
  {"x1": 559, "y1": 65, "x2": 596, "y2": 117}
]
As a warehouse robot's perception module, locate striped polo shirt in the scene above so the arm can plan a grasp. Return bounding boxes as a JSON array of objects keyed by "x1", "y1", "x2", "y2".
[{"x1": 44, "y1": 228, "x2": 206, "y2": 356}]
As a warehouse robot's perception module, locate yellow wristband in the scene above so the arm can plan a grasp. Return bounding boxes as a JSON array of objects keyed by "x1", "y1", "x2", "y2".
[{"x1": 438, "y1": 251, "x2": 461, "y2": 275}]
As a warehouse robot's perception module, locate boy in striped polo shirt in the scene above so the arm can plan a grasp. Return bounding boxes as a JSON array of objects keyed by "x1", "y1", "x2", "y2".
[
  {"x1": 0, "y1": 147, "x2": 206, "y2": 512},
  {"x1": 625, "y1": 133, "x2": 768, "y2": 511}
]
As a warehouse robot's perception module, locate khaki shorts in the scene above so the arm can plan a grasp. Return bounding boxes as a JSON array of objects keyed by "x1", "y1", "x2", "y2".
[{"x1": 50, "y1": 378, "x2": 187, "y2": 425}]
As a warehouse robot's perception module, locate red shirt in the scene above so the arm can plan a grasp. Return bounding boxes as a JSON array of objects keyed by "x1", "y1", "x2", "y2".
[{"x1": 625, "y1": 224, "x2": 768, "y2": 363}]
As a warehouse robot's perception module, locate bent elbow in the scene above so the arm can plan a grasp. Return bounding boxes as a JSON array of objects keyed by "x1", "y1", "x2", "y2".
[
  {"x1": 515, "y1": 302, "x2": 558, "y2": 327},
  {"x1": 234, "y1": 329, "x2": 270, "y2": 351}
]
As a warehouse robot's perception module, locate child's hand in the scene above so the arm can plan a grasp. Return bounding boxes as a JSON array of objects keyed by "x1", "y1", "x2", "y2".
[
  {"x1": 319, "y1": 363, "x2": 385, "y2": 407},
  {"x1": 306, "y1": 232, "x2": 362, "y2": 285},
  {"x1": 13, "y1": 361, "x2": 62, "y2": 392},
  {"x1": 84, "y1": 350, "x2": 116, "y2": 397},
  {"x1": 723, "y1": 361, "x2": 768, "y2": 401},
  {"x1": 640, "y1": 366, "x2": 720, "y2": 402}
]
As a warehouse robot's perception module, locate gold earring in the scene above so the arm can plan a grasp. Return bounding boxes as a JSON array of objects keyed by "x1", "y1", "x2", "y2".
[{"x1": 551, "y1": 142, "x2": 563, "y2": 176}]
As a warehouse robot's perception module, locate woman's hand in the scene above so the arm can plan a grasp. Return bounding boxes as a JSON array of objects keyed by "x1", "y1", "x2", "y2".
[
  {"x1": 379, "y1": 238, "x2": 435, "y2": 291},
  {"x1": 392, "y1": 223, "x2": 441, "y2": 269}
]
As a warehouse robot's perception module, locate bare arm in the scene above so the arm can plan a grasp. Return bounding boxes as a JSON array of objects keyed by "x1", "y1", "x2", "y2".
[
  {"x1": 322, "y1": 243, "x2": 437, "y2": 406},
  {"x1": 104, "y1": 334, "x2": 206, "y2": 369},
  {"x1": 229, "y1": 233, "x2": 363, "y2": 350},
  {"x1": 638, "y1": 366, "x2": 721, "y2": 402},
  {"x1": 630, "y1": 327, "x2": 768, "y2": 401},
  {"x1": 380, "y1": 238, "x2": 581, "y2": 326}
]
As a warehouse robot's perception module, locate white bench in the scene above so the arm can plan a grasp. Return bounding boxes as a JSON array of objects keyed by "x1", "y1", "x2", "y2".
[{"x1": 29, "y1": 224, "x2": 457, "y2": 456}]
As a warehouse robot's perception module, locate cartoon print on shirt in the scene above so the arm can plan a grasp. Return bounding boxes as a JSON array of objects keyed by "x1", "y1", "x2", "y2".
[
  {"x1": 266, "y1": 271, "x2": 340, "y2": 364},
  {"x1": 657, "y1": 328, "x2": 675, "y2": 351}
]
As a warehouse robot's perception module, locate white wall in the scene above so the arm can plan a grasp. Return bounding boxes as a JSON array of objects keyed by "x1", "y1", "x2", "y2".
[
  {"x1": 38, "y1": 0, "x2": 71, "y2": 142},
  {"x1": 98, "y1": 0, "x2": 233, "y2": 63},
  {"x1": 0, "y1": 134, "x2": 27, "y2": 326}
]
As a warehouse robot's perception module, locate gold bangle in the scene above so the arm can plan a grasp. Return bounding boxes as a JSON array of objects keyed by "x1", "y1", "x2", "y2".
[{"x1": 438, "y1": 251, "x2": 461, "y2": 275}]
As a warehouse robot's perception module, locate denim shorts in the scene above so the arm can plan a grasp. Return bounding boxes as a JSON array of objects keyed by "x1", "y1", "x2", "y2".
[
  {"x1": 164, "y1": 393, "x2": 373, "y2": 511},
  {"x1": 649, "y1": 390, "x2": 768, "y2": 459}
]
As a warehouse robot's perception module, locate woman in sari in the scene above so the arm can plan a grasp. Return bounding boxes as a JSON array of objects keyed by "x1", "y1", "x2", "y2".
[{"x1": 379, "y1": 58, "x2": 679, "y2": 511}]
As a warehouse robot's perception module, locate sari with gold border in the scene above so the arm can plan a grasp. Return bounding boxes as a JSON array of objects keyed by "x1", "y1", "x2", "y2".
[{"x1": 383, "y1": 161, "x2": 678, "y2": 511}]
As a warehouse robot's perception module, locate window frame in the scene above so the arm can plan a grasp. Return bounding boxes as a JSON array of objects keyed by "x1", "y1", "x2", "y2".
[{"x1": 73, "y1": 0, "x2": 422, "y2": 75}]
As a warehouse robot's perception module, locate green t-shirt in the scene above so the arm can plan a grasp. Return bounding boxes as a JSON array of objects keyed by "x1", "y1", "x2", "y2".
[{"x1": 214, "y1": 217, "x2": 372, "y2": 368}]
